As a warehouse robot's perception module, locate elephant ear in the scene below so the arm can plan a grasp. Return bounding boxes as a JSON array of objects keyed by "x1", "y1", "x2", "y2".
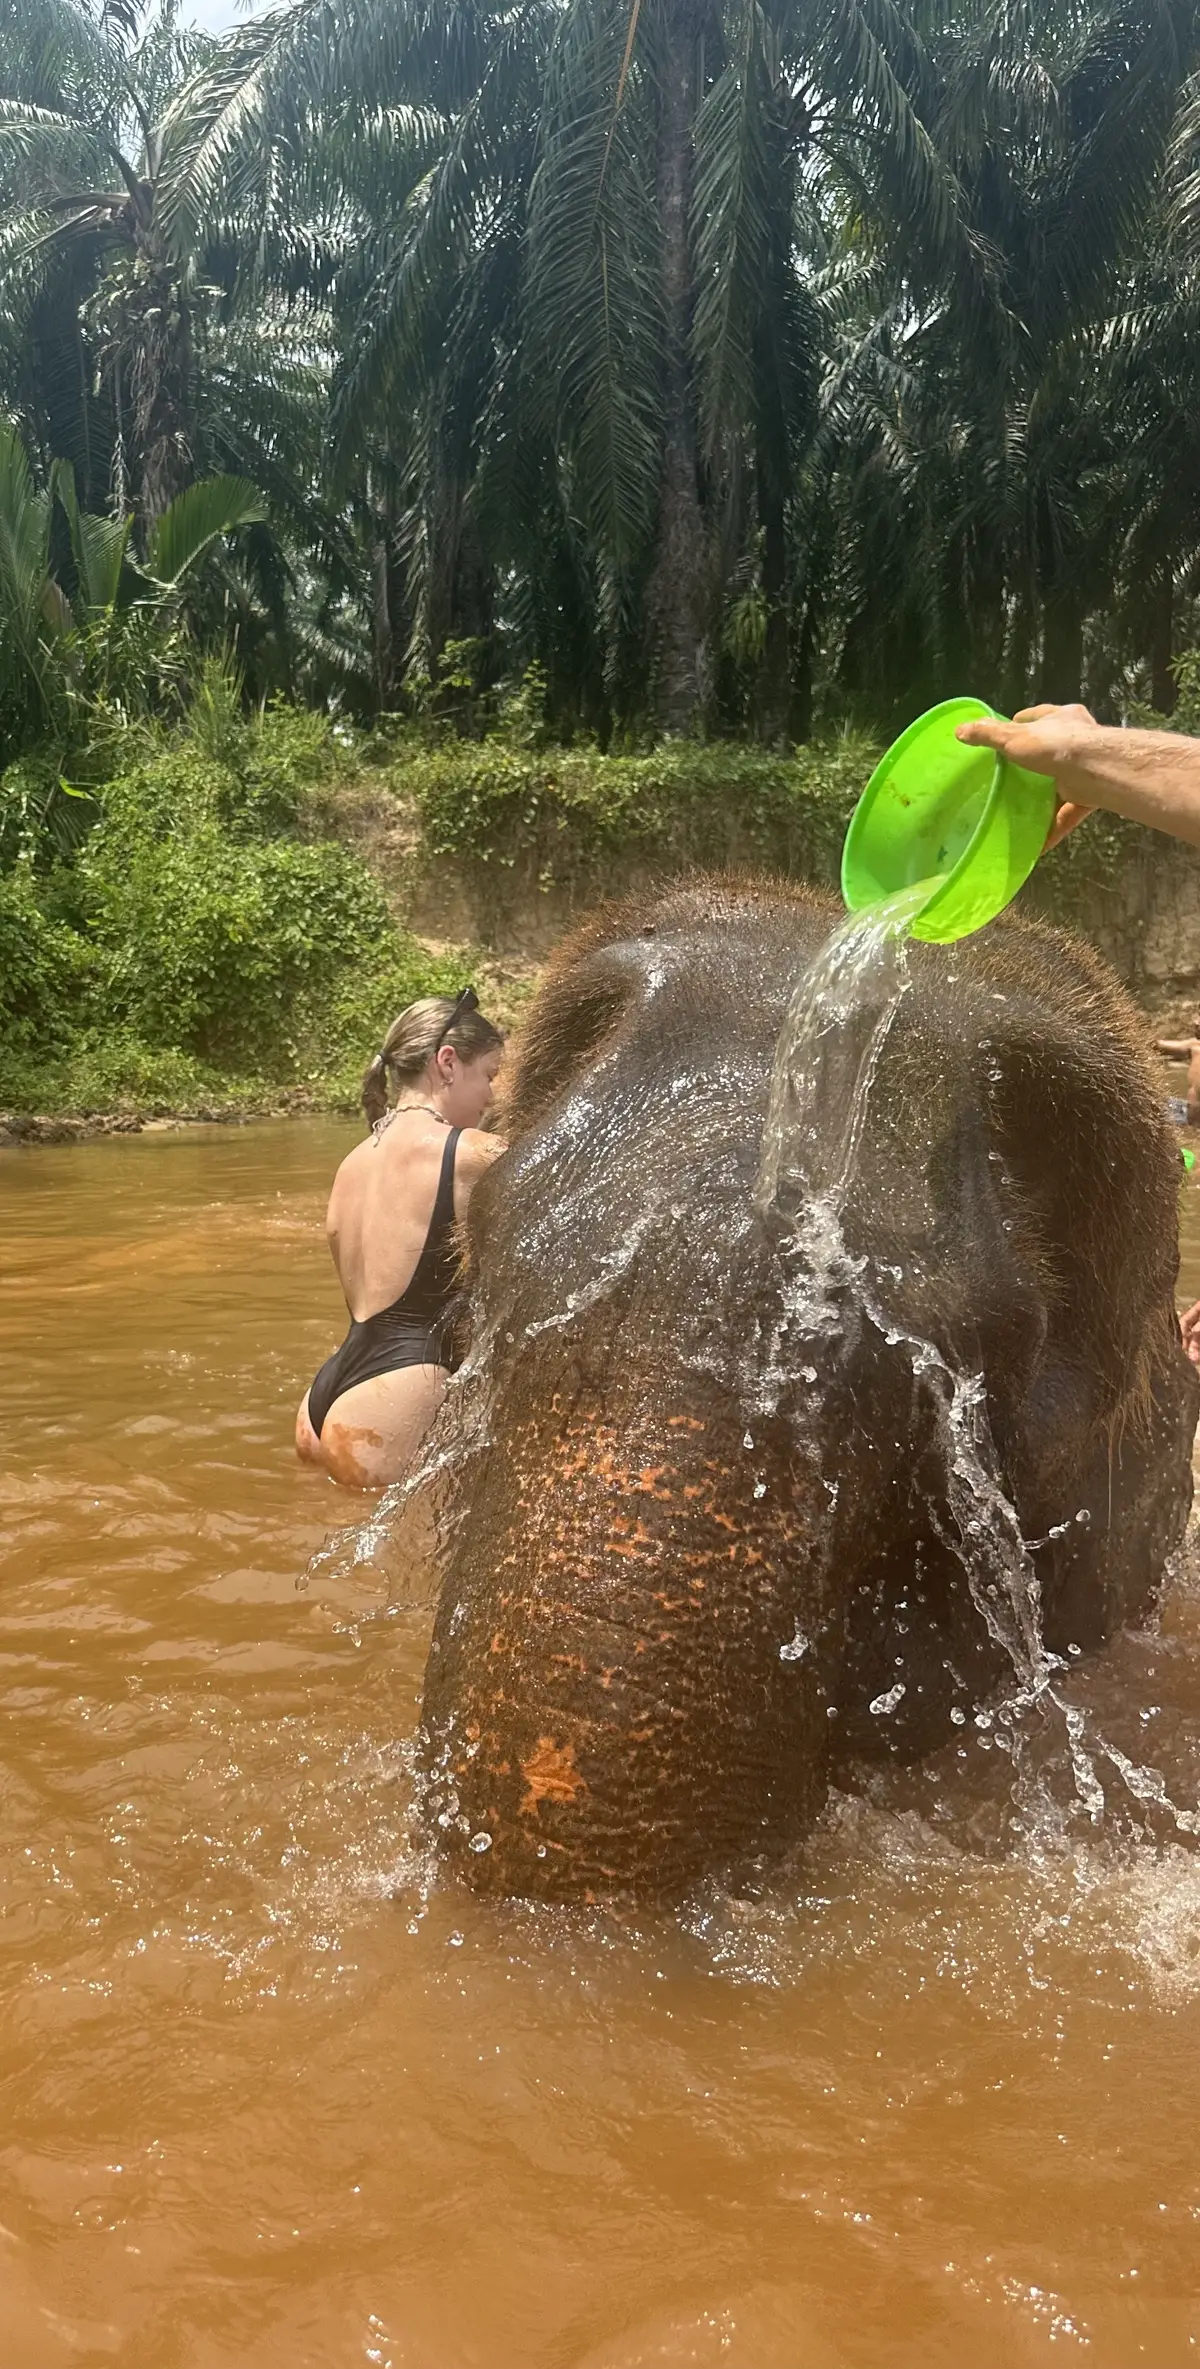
[{"x1": 501, "y1": 933, "x2": 664, "y2": 1142}]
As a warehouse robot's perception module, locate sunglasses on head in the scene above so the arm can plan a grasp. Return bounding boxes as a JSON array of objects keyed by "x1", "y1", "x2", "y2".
[{"x1": 434, "y1": 985, "x2": 479, "y2": 1052}]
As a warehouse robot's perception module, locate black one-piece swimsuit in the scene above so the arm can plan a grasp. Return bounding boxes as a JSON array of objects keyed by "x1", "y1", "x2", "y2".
[{"x1": 307, "y1": 1126, "x2": 463, "y2": 1440}]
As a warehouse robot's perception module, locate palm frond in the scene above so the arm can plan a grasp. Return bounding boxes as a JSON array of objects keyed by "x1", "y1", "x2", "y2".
[
  {"x1": 0, "y1": 415, "x2": 56, "y2": 690},
  {"x1": 691, "y1": 2, "x2": 776, "y2": 465},
  {"x1": 0, "y1": 98, "x2": 116, "y2": 195},
  {"x1": 524, "y1": 0, "x2": 664, "y2": 583},
  {"x1": 50, "y1": 455, "x2": 131, "y2": 611},
  {"x1": 146, "y1": 472, "x2": 267, "y2": 584}
]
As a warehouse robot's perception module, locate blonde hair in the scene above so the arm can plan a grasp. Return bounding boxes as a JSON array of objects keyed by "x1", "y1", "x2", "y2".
[{"x1": 362, "y1": 994, "x2": 503, "y2": 1127}]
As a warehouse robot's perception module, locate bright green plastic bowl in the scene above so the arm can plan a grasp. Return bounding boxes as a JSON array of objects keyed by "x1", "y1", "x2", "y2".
[{"x1": 840, "y1": 696, "x2": 1057, "y2": 944}]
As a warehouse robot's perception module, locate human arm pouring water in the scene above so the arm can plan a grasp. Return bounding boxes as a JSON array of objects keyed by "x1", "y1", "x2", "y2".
[
  {"x1": 955, "y1": 702, "x2": 1200, "y2": 852},
  {"x1": 956, "y1": 704, "x2": 1200, "y2": 1365}
]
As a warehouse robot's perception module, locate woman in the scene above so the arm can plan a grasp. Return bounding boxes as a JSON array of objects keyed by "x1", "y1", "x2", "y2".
[{"x1": 296, "y1": 989, "x2": 505, "y2": 1487}]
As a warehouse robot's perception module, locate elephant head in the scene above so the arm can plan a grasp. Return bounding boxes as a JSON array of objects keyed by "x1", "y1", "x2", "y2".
[{"x1": 419, "y1": 878, "x2": 1195, "y2": 1900}]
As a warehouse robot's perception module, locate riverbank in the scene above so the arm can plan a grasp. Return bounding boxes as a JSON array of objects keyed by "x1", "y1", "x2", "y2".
[
  {"x1": 7, "y1": 698, "x2": 1200, "y2": 1129},
  {"x1": 0, "y1": 1098, "x2": 309, "y2": 1144}
]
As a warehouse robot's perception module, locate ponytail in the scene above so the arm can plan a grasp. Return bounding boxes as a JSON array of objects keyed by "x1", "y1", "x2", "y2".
[{"x1": 361, "y1": 1050, "x2": 390, "y2": 1129}]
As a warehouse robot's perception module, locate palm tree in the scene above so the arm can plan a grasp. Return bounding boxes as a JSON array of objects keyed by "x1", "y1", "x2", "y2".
[
  {"x1": 24, "y1": 0, "x2": 1200, "y2": 737},
  {"x1": 160, "y1": 0, "x2": 974, "y2": 734},
  {"x1": 0, "y1": 0, "x2": 214, "y2": 526},
  {"x1": 798, "y1": 0, "x2": 1200, "y2": 730},
  {"x1": 0, "y1": 411, "x2": 266, "y2": 778}
]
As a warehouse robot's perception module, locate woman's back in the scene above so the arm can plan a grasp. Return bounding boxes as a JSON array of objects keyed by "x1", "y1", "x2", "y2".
[
  {"x1": 296, "y1": 989, "x2": 505, "y2": 1488},
  {"x1": 327, "y1": 1112, "x2": 489, "y2": 1322}
]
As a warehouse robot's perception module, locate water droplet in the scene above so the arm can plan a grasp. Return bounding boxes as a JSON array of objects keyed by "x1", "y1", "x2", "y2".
[
  {"x1": 950, "y1": 1706, "x2": 967, "y2": 1725},
  {"x1": 448, "y1": 1931, "x2": 464, "y2": 1948},
  {"x1": 779, "y1": 1624, "x2": 810, "y2": 1662},
  {"x1": 753, "y1": 1479, "x2": 767, "y2": 1499},
  {"x1": 468, "y1": 1831, "x2": 493, "y2": 1854},
  {"x1": 743, "y1": 1431, "x2": 755, "y2": 1450},
  {"x1": 869, "y1": 1682, "x2": 906, "y2": 1716},
  {"x1": 535, "y1": 1844, "x2": 548, "y2": 1859}
]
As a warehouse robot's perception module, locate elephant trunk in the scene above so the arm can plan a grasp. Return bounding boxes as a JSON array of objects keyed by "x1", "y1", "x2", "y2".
[{"x1": 420, "y1": 1371, "x2": 839, "y2": 1901}]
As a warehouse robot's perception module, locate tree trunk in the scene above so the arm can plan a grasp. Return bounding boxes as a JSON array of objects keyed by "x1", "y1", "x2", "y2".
[
  {"x1": 650, "y1": 0, "x2": 709, "y2": 734},
  {"x1": 1036, "y1": 481, "x2": 1084, "y2": 704},
  {"x1": 1003, "y1": 573, "x2": 1036, "y2": 719},
  {"x1": 422, "y1": 454, "x2": 460, "y2": 680},
  {"x1": 130, "y1": 222, "x2": 193, "y2": 529},
  {"x1": 752, "y1": 197, "x2": 794, "y2": 746},
  {"x1": 754, "y1": 435, "x2": 789, "y2": 743},
  {"x1": 76, "y1": 319, "x2": 94, "y2": 512},
  {"x1": 372, "y1": 527, "x2": 395, "y2": 709},
  {"x1": 1040, "y1": 584, "x2": 1084, "y2": 703},
  {"x1": 1149, "y1": 571, "x2": 1176, "y2": 715}
]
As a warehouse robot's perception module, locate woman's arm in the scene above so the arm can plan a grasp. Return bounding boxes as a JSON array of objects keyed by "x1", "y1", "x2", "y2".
[{"x1": 956, "y1": 702, "x2": 1200, "y2": 850}]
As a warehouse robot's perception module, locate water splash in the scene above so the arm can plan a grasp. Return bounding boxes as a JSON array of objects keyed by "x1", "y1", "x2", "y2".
[{"x1": 753, "y1": 887, "x2": 1199, "y2": 1839}]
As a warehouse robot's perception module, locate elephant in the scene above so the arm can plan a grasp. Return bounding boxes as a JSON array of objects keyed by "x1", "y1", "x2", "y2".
[{"x1": 419, "y1": 875, "x2": 1198, "y2": 1901}]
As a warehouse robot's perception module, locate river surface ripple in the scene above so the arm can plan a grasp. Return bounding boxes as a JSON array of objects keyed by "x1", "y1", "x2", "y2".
[{"x1": 4, "y1": 1121, "x2": 1200, "y2": 2367}]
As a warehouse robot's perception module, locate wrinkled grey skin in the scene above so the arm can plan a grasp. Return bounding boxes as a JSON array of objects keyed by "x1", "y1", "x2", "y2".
[{"x1": 420, "y1": 879, "x2": 1197, "y2": 1901}]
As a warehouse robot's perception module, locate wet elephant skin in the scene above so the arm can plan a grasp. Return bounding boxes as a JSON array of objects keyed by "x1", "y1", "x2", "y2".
[{"x1": 420, "y1": 877, "x2": 1199, "y2": 1900}]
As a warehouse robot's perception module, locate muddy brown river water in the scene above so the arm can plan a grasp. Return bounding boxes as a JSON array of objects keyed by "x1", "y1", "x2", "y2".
[{"x1": 6, "y1": 1119, "x2": 1200, "y2": 2367}]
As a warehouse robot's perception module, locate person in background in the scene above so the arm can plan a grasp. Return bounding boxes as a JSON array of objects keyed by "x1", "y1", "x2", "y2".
[
  {"x1": 296, "y1": 989, "x2": 504, "y2": 1488},
  {"x1": 957, "y1": 701, "x2": 1200, "y2": 1369},
  {"x1": 1156, "y1": 1025, "x2": 1200, "y2": 1130}
]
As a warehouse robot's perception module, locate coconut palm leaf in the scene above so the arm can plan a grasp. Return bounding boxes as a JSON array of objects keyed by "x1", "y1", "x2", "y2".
[
  {"x1": 524, "y1": 0, "x2": 664, "y2": 585},
  {"x1": 0, "y1": 415, "x2": 57, "y2": 704},
  {"x1": 49, "y1": 456, "x2": 132, "y2": 611},
  {"x1": 146, "y1": 472, "x2": 267, "y2": 586}
]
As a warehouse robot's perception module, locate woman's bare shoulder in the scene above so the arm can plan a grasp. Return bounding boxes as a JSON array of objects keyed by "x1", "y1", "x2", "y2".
[
  {"x1": 329, "y1": 1134, "x2": 374, "y2": 1192},
  {"x1": 325, "y1": 1136, "x2": 369, "y2": 1224}
]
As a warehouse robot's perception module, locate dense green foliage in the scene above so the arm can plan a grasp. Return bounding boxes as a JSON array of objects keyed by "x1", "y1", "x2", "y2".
[
  {"x1": 5, "y1": 0, "x2": 1200, "y2": 1111},
  {"x1": 0, "y1": 688, "x2": 882, "y2": 1110},
  {"x1": 5, "y1": 0, "x2": 1200, "y2": 743},
  {"x1": 402, "y1": 730, "x2": 872, "y2": 893},
  {"x1": 0, "y1": 701, "x2": 465, "y2": 1114}
]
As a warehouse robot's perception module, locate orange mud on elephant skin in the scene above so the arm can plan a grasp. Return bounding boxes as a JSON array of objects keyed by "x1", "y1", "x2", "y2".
[{"x1": 419, "y1": 876, "x2": 1198, "y2": 1902}]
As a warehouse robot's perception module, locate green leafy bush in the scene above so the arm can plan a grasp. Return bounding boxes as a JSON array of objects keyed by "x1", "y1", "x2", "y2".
[
  {"x1": 0, "y1": 868, "x2": 95, "y2": 1057},
  {"x1": 393, "y1": 733, "x2": 877, "y2": 889},
  {"x1": 0, "y1": 753, "x2": 101, "y2": 870},
  {"x1": 0, "y1": 1035, "x2": 257, "y2": 1120},
  {"x1": 80, "y1": 822, "x2": 395, "y2": 1068},
  {"x1": 0, "y1": 712, "x2": 902, "y2": 1114},
  {"x1": 84, "y1": 697, "x2": 358, "y2": 849},
  {"x1": 0, "y1": 700, "x2": 474, "y2": 1113}
]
